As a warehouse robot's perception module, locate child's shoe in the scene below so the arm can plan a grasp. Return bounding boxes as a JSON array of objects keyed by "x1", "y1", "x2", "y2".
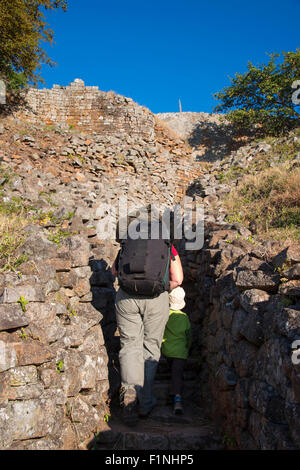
[{"x1": 173, "y1": 394, "x2": 183, "y2": 415}]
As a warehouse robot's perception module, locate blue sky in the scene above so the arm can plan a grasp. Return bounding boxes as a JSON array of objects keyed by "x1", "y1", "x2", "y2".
[{"x1": 40, "y1": 0, "x2": 300, "y2": 113}]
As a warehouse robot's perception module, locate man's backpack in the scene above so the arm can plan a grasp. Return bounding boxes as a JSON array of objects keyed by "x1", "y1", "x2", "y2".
[{"x1": 117, "y1": 221, "x2": 174, "y2": 297}]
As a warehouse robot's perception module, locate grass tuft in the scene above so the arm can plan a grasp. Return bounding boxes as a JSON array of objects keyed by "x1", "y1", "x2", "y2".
[{"x1": 223, "y1": 166, "x2": 300, "y2": 243}]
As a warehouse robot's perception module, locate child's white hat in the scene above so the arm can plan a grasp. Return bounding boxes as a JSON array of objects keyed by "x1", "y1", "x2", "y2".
[{"x1": 169, "y1": 286, "x2": 186, "y2": 310}]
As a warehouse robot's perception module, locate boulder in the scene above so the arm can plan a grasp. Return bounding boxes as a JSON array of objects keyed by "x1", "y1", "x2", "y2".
[
  {"x1": 272, "y1": 245, "x2": 300, "y2": 268},
  {"x1": 0, "y1": 304, "x2": 29, "y2": 331},
  {"x1": 0, "y1": 285, "x2": 45, "y2": 303},
  {"x1": 0, "y1": 398, "x2": 56, "y2": 445},
  {"x1": 234, "y1": 268, "x2": 280, "y2": 293},
  {"x1": 239, "y1": 289, "x2": 270, "y2": 315},
  {"x1": 283, "y1": 264, "x2": 300, "y2": 280},
  {"x1": 16, "y1": 231, "x2": 58, "y2": 260},
  {"x1": 279, "y1": 280, "x2": 300, "y2": 297}
]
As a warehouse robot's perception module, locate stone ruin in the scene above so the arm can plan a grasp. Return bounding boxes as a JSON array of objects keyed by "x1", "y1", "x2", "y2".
[{"x1": 0, "y1": 81, "x2": 299, "y2": 450}]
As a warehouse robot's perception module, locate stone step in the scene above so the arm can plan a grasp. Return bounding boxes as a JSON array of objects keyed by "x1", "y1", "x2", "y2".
[
  {"x1": 146, "y1": 403, "x2": 205, "y2": 425},
  {"x1": 92, "y1": 404, "x2": 224, "y2": 451}
]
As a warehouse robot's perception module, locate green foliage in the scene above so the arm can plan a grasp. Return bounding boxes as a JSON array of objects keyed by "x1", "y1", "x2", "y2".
[
  {"x1": 214, "y1": 50, "x2": 300, "y2": 136},
  {"x1": 13, "y1": 254, "x2": 28, "y2": 269},
  {"x1": 0, "y1": 196, "x2": 32, "y2": 216},
  {"x1": 37, "y1": 208, "x2": 75, "y2": 226},
  {"x1": 0, "y1": 0, "x2": 67, "y2": 88},
  {"x1": 280, "y1": 296, "x2": 294, "y2": 307},
  {"x1": 43, "y1": 124, "x2": 58, "y2": 132},
  {"x1": 47, "y1": 229, "x2": 76, "y2": 247},
  {"x1": 225, "y1": 213, "x2": 243, "y2": 224},
  {"x1": 217, "y1": 165, "x2": 251, "y2": 183},
  {"x1": 47, "y1": 230, "x2": 67, "y2": 247},
  {"x1": 67, "y1": 307, "x2": 77, "y2": 318},
  {"x1": 19, "y1": 327, "x2": 28, "y2": 340},
  {"x1": 66, "y1": 153, "x2": 86, "y2": 165},
  {"x1": 0, "y1": 165, "x2": 17, "y2": 185},
  {"x1": 2, "y1": 69, "x2": 28, "y2": 91},
  {"x1": 222, "y1": 432, "x2": 237, "y2": 449},
  {"x1": 66, "y1": 211, "x2": 75, "y2": 220},
  {"x1": 17, "y1": 295, "x2": 28, "y2": 312},
  {"x1": 56, "y1": 360, "x2": 64, "y2": 373}
]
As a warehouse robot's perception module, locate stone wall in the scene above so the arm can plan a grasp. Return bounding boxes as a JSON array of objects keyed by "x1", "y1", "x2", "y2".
[
  {"x1": 17, "y1": 79, "x2": 155, "y2": 140},
  {"x1": 0, "y1": 106, "x2": 203, "y2": 449},
  {"x1": 156, "y1": 112, "x2": 242, "y2": 162},
  {"x1": 180, "y1": 224, "x2": 300, "y2": 450},
  {"x1": 0, "y1": 228, "x2": 116, "y2": 450},
  {"x1": 1, "y1": 87, "x2": 299, "y2": 450}
]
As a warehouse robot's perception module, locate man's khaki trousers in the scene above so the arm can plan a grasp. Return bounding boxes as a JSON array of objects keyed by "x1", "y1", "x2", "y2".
[{"x1": 115, "y1": 287, "x2": 169, "y2": 413}]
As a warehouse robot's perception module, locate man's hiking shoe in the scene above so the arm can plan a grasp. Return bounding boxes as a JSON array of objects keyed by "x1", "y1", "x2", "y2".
[
  {"x1": 173, "y1": 395, "x2": 183, "y2": 415},
  {"x1": 138, "y1": 401, "x2": 156, "y2": 419},
  {"x1": 120, "y1": 387, "x2": 139, "y2": 427}
]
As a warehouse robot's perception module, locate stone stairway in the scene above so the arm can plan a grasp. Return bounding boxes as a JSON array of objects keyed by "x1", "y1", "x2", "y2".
[{"x1": 91, "y1": 358, "x2": 224, "y2": 451}]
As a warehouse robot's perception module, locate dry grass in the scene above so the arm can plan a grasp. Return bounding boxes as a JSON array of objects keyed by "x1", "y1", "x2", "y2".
[
  {"x1": 0, "y1": 193, "x2": 76, "y2": 271},
  {"x1": 0, "y1": 212, "x2": 30, "y2": 272},
  {"x1": 224, "y1": 165, "x2": 300, "y2": 243}
]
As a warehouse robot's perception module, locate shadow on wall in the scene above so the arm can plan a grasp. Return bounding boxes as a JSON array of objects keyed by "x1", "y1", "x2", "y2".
[
  {"x1": 88, "y1": 258, "x2": 121, "y2": 402},
  {"x1": 0, "y1": 90, "x2": 29, "y2": 117},
  {"x1": 188, "y1": 120, "x2": 249, "y2": 163}
]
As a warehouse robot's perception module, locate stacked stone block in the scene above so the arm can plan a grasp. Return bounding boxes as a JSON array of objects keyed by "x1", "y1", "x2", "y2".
[
  {"x1": 18, "y1": 79, "x2": 155, "y2": 140},
  {"x1": 180, "y1": 225, "x2": 300, "y2": 450},
  {"x1": 0, "y1": 231, "x2": 114, "y2": 449}
]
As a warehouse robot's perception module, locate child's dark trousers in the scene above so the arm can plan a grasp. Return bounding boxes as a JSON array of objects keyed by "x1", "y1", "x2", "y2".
[{"x1": 166, "y1": 357, "x2": 186, "y2": 396}]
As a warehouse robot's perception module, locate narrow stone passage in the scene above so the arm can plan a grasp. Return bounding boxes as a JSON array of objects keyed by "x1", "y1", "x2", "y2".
[
  {"x1": 0, "y1": 85, "x2": 299, "y2": 450},
  {"x1": 92, "y1": 357, "x2": 224, "y2": 450}
]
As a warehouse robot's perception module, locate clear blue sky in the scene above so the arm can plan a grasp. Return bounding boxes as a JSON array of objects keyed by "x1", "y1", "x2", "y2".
[{"x1": 40, "y1": 0, "x2": 300, "y2": 114}]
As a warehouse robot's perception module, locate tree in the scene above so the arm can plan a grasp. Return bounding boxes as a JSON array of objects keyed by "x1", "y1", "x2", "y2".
[
  {"x1": 214, "y1": 50, "x2": 300, "y2": 136},
  {"x1": 0, "y1": 0, "x2": 67, "y2": 89}
]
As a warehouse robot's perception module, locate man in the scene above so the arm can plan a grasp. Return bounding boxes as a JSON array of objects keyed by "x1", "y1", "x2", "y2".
[{"x1": 111, "y1": 219, "x2": 184, "y2": 426}]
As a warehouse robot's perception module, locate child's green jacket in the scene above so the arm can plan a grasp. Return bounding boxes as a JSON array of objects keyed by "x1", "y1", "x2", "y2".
[{"x1": 161, "y1": 309, "x2": 192, "y2": 359}]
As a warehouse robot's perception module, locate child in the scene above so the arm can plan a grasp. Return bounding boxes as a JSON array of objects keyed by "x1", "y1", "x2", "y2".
[{"x1": 161, "y1": 286, "x2": 192, "y2": 415}]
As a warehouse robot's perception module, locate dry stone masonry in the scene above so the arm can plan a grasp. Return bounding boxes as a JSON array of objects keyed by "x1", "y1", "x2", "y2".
[
  {"x1": 16, "y1": 78, "x2": 154, "y2": 139},
  {"x1": 0, "y1": 85, "x2": 205, "y2": 450},
  {"x1": 156, "y1": 111, "x2": 246, "y2": 163},
  {"x1": 0, "y1": 82, "x2": 299, "y2": 450},
  {"x1": 0, "y1": 231, "x2": 112, "y2": 449},
  {"x1": 175, "y1": 128, "x2": 300, "y2": 450},
  {"x1": 17, "y1": 79, "x2": 155, "y2": 140},
  {"x1": 179, "y1": 223, "x2": 300, "y2": 450}
]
